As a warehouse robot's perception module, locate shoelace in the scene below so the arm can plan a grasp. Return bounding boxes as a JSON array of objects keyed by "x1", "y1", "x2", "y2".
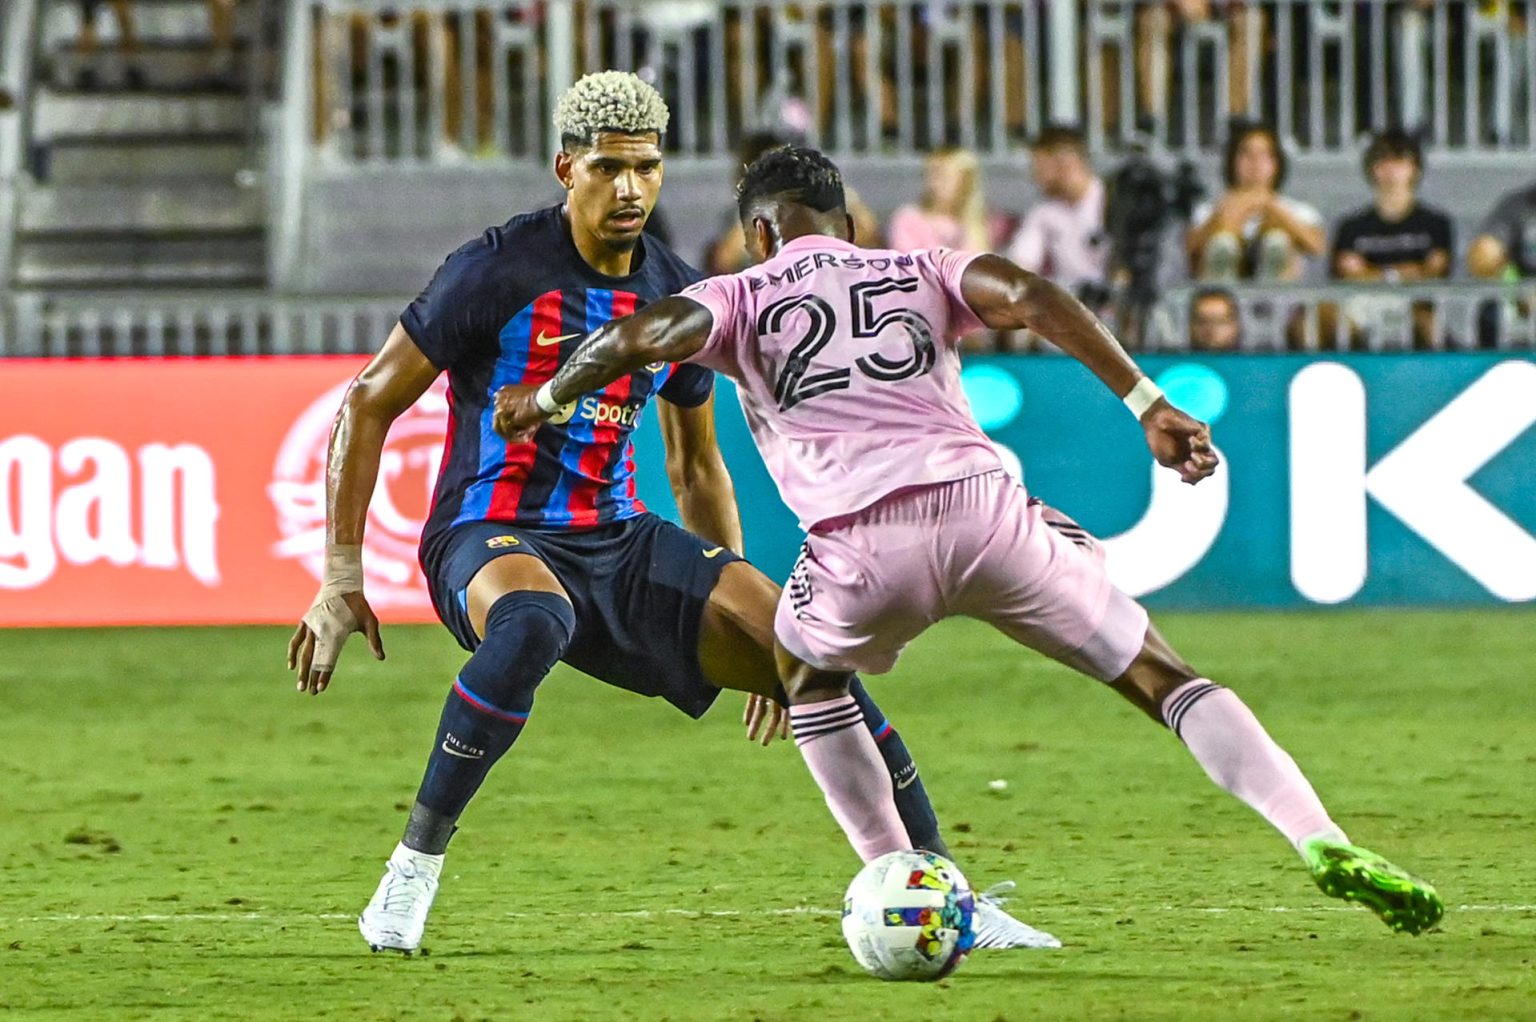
[{"x1": 378, "y1": 864, "x2": 430, "y2": 913}]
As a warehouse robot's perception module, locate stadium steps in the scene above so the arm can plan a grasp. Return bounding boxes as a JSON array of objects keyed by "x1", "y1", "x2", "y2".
[
  {"x1": 14, "y1": 233, "x2": 267, "y2": 289},
  {"x1": 42, "y1": 137, "x2": 252, "y2": 182},
  {"x1": 18, "y1": 179, "x2": 263, "y2": 233},
  {"x1": 30, "y1": 90, "x2": 251, "y2": 143},
  {"x1": 12, "y1": 0, "x2": 273, "y2": 293},
  {"x1": 35, "y1": 0, "x2": 261, "y2": 46},
  {"x1": 44, "y1": 44, "x2": 269, "y2": 94}
]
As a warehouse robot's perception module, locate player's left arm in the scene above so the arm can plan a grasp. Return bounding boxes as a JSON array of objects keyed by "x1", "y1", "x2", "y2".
[
  {"x1": 958, "y1": 254, "x2": 1219, "y2": 484},
  {"x1": 493, "y1": 296, "x2": 713, "y2": 440},
  {"x1": 657, "y1": 392, "x2": 745, "y2": 555}
]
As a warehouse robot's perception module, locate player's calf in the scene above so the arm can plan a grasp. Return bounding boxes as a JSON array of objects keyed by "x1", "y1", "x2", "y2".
[
  {"x1": 405, "y1": 590, "x2": 575, "y2": 853},
  {"x1": 360, "y1": 590, "x2": 574, "y2": 954}
]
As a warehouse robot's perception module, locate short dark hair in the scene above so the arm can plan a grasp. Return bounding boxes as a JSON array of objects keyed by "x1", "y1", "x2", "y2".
[
  {"x1": 1031, "y1": 123, "x2": 1088, "y2": 156},
  {"x1": 1362, "y1": 127, "x2": 1423, "y2": 179},
  {"x1": 1192, "y1": 286, "x2": 1239, "y2": 314},
  {"x1": 736, "y1": 145, "x2": 846, "y2": 222},
  {"x1": 1223, "y1": 121, "x2": 1288, "y2": 189}
]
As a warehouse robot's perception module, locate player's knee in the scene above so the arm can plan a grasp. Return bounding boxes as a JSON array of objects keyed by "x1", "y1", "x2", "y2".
[
  {"x1": 781, "y1": 663, "x2": 853, "y2": 705},
  {"x1": 1111, "y1": 629, "x2": 1200, "y2": 722},
  {"x1": 460, "y1": 591, "x2": 576, "y2": 716}
]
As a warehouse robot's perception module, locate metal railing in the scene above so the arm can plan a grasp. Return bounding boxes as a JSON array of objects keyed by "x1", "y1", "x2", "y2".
[
  {"x1": 2, "y1": 292, "x2": 403, "y2": 357},
  {"x1": 298, "y1": 0, "x2": 566, "y2": 163},
  {"x1": 1142, "y1": 282, "x2": 1536, "y2": 352},
  {"x1": 290, "y1": 0, "x2": 1079, "y2": 165},
  {"x1": 285, "y1": 0, "x2": 1536, "y2": 168},
  {"x1": 1087, "y1": 0, "x2": 1536, "y2": 156},
  {"x1": 0, "y1": 0, "x2": 39, "y2": 316},
  {"x1": 8, "y1": 283, "x2": 1536, "y2": 357}
]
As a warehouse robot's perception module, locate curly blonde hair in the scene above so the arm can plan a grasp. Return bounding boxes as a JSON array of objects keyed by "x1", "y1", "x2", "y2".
[{"x1": 554, "y1": 71, "x2": 670, "y2": 149}]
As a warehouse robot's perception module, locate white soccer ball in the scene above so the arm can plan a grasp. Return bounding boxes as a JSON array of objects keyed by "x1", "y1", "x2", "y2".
[{"x1": 840, "y1": 849, "x2": 976, "y2": 981}]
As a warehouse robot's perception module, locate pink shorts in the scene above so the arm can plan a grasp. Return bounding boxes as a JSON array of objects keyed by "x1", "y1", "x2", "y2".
[{"x1": 775, "y1": 470, "x2": 1149, "y2": 681}]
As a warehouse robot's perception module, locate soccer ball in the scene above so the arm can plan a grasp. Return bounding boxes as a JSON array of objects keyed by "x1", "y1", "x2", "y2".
[{"x1": 840, "y1": 849, "x2": 976, "y2": 981}]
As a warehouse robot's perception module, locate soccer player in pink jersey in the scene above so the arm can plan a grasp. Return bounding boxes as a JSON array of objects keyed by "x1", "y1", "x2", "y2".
[{"x1": 493, "y1": 146, "x2": 1444, "y2": 937}]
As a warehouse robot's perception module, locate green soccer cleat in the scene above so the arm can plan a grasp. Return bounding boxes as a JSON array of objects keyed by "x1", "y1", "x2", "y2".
[{"x1": 1301, "y1": 838, "x2": 1444, "y2": 935}]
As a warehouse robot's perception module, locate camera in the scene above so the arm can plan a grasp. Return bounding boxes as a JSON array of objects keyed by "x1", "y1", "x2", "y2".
[{"x1": 1103, "y1": 153, "x2": 1205, "y2": 343}]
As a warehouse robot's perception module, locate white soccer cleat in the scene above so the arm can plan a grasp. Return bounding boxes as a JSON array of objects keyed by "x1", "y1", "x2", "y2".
[
  {"x1": 358, "y1": 842, "x2": 444, "y2": 953},
  {"x1": 972, "y1": 881, "x2": 1062, "y2": 950}
]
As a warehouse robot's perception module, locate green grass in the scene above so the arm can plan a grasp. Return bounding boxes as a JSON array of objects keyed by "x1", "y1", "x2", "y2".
[{"x1": 1, "y1": 611, "x2": 1533, "y2": 1021}]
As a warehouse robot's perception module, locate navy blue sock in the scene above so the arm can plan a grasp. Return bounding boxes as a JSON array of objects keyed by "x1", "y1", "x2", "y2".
[
  {"x1": 847, "y1": 676, "x2": 948, "y2": 857},
  {"x1": 404, "y1": 591, "x2": 575, "y2": 853}
]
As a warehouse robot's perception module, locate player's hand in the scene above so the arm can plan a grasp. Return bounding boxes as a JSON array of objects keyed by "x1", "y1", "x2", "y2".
[
  {"x1": 493, "y1": 384, "x2": 548, "y2": 441},
  {"x1": 287, "y1": 590, "x2": 385, "y2": 695},
  {"x1": 1141, "y1": 402, "x2": 1219, "y2": 485},
  {"x1": 743, "y1": 693, "x2": 790, "y2": 746}
]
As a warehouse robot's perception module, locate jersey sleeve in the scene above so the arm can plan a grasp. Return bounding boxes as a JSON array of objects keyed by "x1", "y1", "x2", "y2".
[
  {"x1": 1006, "y1": 208, "x2": 1048, "y2": 273},
  {"x1": 1430, "y1": 209, "x2": 1455, "y2": 259},
  {"x1": 924, "y1": 246, "x2": 989, "y2": 340},
  {"x1": 1330, "y1": 211, "x2": 1363, "y2": 268},
  {"x1": 399, "y1": 246, "x2": 494, "y2": 370},
  {"x1": 677, "y1": 274, "x2": 745, "y2": 375}
]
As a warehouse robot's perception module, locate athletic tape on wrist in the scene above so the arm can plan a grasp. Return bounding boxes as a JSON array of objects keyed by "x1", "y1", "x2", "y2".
[
  {"x1": 321, "y1": 544, "x2": 364, "y2": 593},
  {"x1": 1123, "y1": 377, "x2": 1164, "y2": 420},
  {"x1": 534, "y1": 381, "x2": 562, "y2": 415}
]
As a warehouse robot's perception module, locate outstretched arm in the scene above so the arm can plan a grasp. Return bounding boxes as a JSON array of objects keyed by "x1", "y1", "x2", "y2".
[
  {"x1": 493, "y1": 296, "x2": 714, "y2": 439},
  {"x1": 959, "y1": 254, "x2": 1219, "y2": 484},
  {"x1": 288, "y1": 323, "x2": 439, "y2": 692}
]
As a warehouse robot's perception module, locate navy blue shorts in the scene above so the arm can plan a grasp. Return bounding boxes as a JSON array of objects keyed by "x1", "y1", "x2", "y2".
[{"x1": 419, "y1": 514, "x2": 745, "y2": 719}]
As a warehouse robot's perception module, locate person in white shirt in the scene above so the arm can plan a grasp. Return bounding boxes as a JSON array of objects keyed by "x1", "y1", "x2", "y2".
[
  {"x1": 1187, "y1": 122, "x2": 1325, "y2": 281},
  {"x1": 1007, "y1": 125, "x2": 1109, "y2": 299}
]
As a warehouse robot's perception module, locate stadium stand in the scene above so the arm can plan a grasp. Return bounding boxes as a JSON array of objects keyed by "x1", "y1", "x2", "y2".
[{"x1": 4, "y1": 0, "x2": 1536, "y2": 354}]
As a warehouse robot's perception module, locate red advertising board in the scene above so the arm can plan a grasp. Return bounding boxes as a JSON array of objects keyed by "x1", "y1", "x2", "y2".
[{"x1": 0, "y1": 357, "x2": 445, "y2": 626}]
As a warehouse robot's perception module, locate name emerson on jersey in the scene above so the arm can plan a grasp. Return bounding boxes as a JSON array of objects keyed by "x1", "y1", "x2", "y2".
[{"x1": 733, "y1": 250, "x2": 920, "y2": 292}]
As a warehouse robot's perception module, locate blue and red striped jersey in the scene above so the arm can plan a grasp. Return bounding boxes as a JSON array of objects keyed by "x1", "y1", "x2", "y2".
[{"x1": 400, "y1": 204, "x2": 712, "y2": 555}]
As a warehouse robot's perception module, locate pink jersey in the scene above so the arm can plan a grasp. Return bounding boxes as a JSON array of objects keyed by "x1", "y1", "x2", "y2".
[{"x1": 681, "y1": 235, "x2": 1001, "y2": 528}]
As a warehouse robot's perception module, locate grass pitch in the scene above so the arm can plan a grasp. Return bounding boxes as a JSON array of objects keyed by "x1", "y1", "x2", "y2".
[{"x1": 2, "y1": 611, "x2": 1533, "y2": 1021}]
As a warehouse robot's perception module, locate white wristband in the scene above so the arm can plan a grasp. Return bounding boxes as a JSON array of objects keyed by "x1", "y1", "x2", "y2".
[
  {"x1": 1123, "y1": 377, "x2": 1164, "y2": 420},
  {"x1": 321, "y1": 543, "x2": 364, "y2": 593},
  {"x1": 534, "y1": 380, "x2": 563, "y2": 414}
]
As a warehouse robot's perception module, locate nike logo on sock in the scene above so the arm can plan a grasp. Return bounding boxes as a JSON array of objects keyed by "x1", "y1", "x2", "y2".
[{"x1": 895, "y1": 767, "x2": 919, "y2": 790}]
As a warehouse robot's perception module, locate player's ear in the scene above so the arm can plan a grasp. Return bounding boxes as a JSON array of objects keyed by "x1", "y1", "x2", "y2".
[
  {"x1": 750, "y1": 217, "x2": 773, "y2": 263},
  {"x1": 553, "y1": 149, "x2": 576, "y2": 191}
]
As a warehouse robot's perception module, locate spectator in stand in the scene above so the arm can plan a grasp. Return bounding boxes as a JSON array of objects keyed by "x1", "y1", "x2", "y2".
[
  {"x1": 1467, "y1": 173, "x2": 1536, "y2": 347},
  {"x1": 1006, "y1": 126, "x2": 1109, "y2": 298},
  {"x1": 1467, "y1": 178, "x2": 1536, "y2": 282},
  {"x1": 1329, "y1": 129, "x2": 1452, "y2": 347},
  {"x1": 888, "y1": 148, "x2": 1008, "y2": 253},
  {"x1": 1189, "y1": 287, "x2": 1242, "y2": 351},
  {"x1": 1188, "y1": 122, "x2": 1325, "y2": 281}
]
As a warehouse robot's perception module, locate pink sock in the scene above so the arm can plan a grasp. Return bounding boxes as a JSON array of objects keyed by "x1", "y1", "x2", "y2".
[
  {"x1": 1163, "y1": 680, "x2": 1347, "y2": 854},
  {"x1": 790, "y1": 696, "x2": 911, "y2": 863}
]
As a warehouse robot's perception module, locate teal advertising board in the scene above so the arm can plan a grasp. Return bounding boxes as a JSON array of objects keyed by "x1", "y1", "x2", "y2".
[{"x1": 631, "y1": 354, "x2": 1536, "y2": 609}]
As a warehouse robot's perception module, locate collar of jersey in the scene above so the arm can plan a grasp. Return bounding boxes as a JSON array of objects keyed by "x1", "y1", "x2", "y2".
[{"x1": 777, "y1": 233, "x2": 859, "y2": 256}]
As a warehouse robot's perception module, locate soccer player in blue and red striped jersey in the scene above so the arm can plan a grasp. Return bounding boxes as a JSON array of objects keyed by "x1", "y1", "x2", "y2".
[{"x1": 287, "y1": 72, "x2": 1053, "y2": 955}]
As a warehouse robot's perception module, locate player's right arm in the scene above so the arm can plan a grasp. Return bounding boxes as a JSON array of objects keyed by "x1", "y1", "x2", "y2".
[
  {"x1": 287, "y1": 323, "x2": 440, "y2": 694},
  {"x1": 957, "y1": 254, "x2": 1219, "y2": 485}
]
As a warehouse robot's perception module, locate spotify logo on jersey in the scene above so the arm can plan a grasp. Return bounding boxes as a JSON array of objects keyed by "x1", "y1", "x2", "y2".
[{"x1": 550, "y1": 394, "x2": 643, "y2": 428}]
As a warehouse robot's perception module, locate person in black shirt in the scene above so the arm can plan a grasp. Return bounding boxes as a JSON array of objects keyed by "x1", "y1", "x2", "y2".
[
  {"x1": 1329, "y1": 129, "x2": 1453, "y2": 347},
  {"x1": 287, "y1": 71, "x2": 1051, "y2": 956}
]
